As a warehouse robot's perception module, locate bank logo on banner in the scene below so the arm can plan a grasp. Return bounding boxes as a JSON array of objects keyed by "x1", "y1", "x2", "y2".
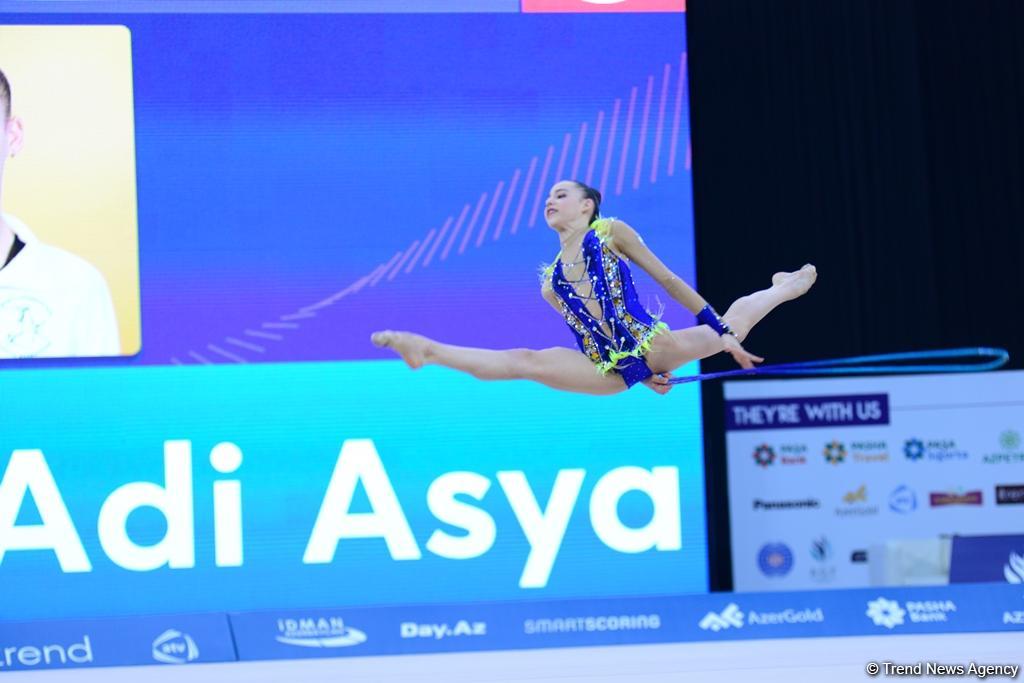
[
  {"x1": 984, "y1": 430, "x2": 1024, "y2": 465},
  {"x1": 758, "y1": 543, "x2": 793, "y2": 577},
  {"x1": 698, "y1": 603, "x2": 744, "y2": 631},
  {"x1": 888, "y1": 485, "x2": 917, "y2": 514},
  {"x1": 1005, "y1": 552, "x2": 1024, "y2": 584},
  {"x1": 866, "y1": 598, "x2": 905, "y2": 629},
  {"x1": 275, "y1": 617, "x2": 367, "y2": 648},
  {"x1": 753, "y1": 443, "x2": 807, "y2": 467},
  {"x1": 151, "y1": 629, "x2": 199, "y2": 664},
  {"x1": 823, "y1": 441, "x2": 846, "y2": 465},
  {"x1": 753, "y1": 444, "x2": 775, "y2": 467},
  {"x1": 866, "y1": 597, "x2": 957, "y2": 628}
]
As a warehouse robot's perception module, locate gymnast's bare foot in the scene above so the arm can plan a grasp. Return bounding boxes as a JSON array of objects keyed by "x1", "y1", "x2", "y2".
[
  {"x1": 371, "y1": 330, "x2": 431, "y2": 369},
  {"x1": 771, "y1": 264, "x2": 817, "y2": 301}
]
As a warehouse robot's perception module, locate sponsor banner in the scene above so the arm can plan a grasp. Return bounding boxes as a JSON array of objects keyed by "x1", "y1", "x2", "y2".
[
  {"x1": 949, "y1": 535, "x2": 1024, "y2": 584},
  {"x1": 2, "y1": 582, "x2": 1022, "y2": 671},
  {"x1": 521, "y1": 0, "x2": 686, "y2": 13},
  {"x1": 0, "y1": 613, "x2": 234, "y2": 672},
  {"x1": 725, "y1": 394, "x2": 889, "y2": 431},
  {"x1": 726, "y1": 371, "x2": 1024, "y2": 593},
  {"x1": 229, "y1": 604, "x2": 497, "y2": 660}
]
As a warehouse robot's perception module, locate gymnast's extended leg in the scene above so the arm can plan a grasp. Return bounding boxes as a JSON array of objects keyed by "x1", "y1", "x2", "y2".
[
  {"x1": 644, "y1": 264, "x2": 818, "y2": 373},
  {"x1": 371, "y1": 332, "x2": 627, "y2": 396}
]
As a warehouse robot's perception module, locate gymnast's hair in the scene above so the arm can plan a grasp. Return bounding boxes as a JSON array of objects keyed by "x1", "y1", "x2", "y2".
[
  {"x1": 0, "y1": 67, "x2": 10, "y2": 119},
  {"x1": 573, "y1": 180, "x2": 602, "y2": 226}
]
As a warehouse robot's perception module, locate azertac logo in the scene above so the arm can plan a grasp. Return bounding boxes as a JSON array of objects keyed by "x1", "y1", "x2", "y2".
[
  {"x1": 758, "y1": 543, "x2": 793, "y2": 577},
  {"x1": 823, "y1": 441, "x2": 846, "y2": 465},
  {"x1": 276, "y1": 617, "x2": 367, "y2": 648},
  {"x1": 151, "y1": 629, "x2": 199, "y2": 664},
  {"x1": 753, "y1": 444, "x2": 775, "y2": 467},
  {"x1": 983, "y1": 430, "x2": 1024, "y2": 464},
  {"x1": 866, "y1": 598, "x2": 905, "y2": 629},
  {"x1": 1005, "y1": 552, "x2": 1024, "y2": 584},
  {"x1": 888, "y1": 485, "x2": 917, "y2": 514},
  {"x1": 698, "y1": 603, "x2": 744, "y2": 631}
]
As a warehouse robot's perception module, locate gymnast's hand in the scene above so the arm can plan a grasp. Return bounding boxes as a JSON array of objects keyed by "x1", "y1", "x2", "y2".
[
  {"x1": 642, "y1": 372, "x2": 674, "y2": 395},
  {"x1": 722, "y1": 334, "x2": 765, "y2": 369}
]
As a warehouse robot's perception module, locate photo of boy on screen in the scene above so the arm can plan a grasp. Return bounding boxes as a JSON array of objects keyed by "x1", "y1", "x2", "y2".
[{"x1": 0, "y1": 66, "x2": 119, "y2": 359}]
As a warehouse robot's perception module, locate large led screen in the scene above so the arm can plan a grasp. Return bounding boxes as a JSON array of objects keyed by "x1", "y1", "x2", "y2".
[{"x1": 0, "y1": 3, "x2": 705, "y2": 624}]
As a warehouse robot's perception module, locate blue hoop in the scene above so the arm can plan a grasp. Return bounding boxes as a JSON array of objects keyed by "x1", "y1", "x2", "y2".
[{"x1": 666, "y1": 347, "x2": 1010, "y2": 385}]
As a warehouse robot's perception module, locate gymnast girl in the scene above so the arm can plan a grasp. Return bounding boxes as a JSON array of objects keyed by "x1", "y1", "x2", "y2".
[{"x1": 372, "y1": 180, "x2": 816, "y2": 396}]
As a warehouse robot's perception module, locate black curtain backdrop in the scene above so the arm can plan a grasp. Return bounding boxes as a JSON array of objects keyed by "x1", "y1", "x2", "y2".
[{"x1": 687, "y1": 0, "x2": 1024, "y2": 591}]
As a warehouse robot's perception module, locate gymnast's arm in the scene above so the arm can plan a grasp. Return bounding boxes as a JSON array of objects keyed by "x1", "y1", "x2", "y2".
[
  {"x1": 604, "y1": 219, "x2": 706, "y2": 314},
  {"x1": 607, "y1": 219, "x2": 762, "y2": 369}
]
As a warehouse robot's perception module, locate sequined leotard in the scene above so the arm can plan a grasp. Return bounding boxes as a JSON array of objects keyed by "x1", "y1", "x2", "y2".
[{"x1": 543, "y1": 218, "x2": 669, "y2": 388}]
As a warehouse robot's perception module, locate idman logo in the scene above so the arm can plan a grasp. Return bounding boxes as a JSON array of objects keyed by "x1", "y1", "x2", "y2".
[
  {"x1": 753, "y1": 444, "x2": 775, "y2": 467},
  {"x1": 904, "y1": 438, "x2": 925, "y2": 461},
  {"x1": 888, "y1": 485, "x2": 917, "y2": 514},
  {"x1": 276, "y1": 617, "x2": 367, "y2": 648},
  {"x1": 758, "y1": 543, "x2": 793, "y2": 577},
  {"x1": 699, "y1": 603, "x2": 744, "y2": 631},
  {"x1": 866, "y1": 598, "x2": 905, "y2": 629},
  {"x1": 151, "y1": 630, "x2": 199, "y2": 664},
  {"x1": 1005, "y1": 552, "x2": 1024, "y2": 584},
  {"x1": 824, "y1": 441, "x2": 846, "y2": 465}
]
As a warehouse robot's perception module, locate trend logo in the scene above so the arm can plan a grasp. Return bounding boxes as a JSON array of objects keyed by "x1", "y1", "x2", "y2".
[
  {"x1": 824, "y1": 440, "x2": 846, "y2": 465},
  {"x1": 904, "y1": 438, "x2": 925, "y2": 461},
  {"x1": 151, "y1": 630, "x2": 200, "y2": 664},
  {"x1": 698, "y1": 603, "x2": 744, "y2": 631},
  {"x1": 753, "y1": 444, "x2": 775, "y2": 467},
  {"x1": 276, "y1": 617, "x2": 367, "y2": 648},
  {"x1": 866, "y1": 598, "x2": 905, "y2": 629},
  {"x1": 1005, "y1": 552, "x2": 1024, "y2": 584}
]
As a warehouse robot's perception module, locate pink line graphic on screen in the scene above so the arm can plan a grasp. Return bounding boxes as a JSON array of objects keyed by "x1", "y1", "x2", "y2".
[{"x1": 177, "y1": 53, "x2": 692, "y2": 364}]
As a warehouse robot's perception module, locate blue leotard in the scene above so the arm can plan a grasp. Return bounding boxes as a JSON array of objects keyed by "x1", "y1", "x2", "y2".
[{"x1": 543, "y1": 218, "x2": 669, "y2": 388}]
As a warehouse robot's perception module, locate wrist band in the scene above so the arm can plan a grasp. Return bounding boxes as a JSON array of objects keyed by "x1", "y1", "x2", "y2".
[{"x1": 697, "y1": 304, "x2": 734, "y2": 337}]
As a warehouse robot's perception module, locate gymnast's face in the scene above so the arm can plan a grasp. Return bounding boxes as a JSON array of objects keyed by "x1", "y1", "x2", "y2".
[{"x1": 544, "y1": 180, "x2": 593, "y2": 229}]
